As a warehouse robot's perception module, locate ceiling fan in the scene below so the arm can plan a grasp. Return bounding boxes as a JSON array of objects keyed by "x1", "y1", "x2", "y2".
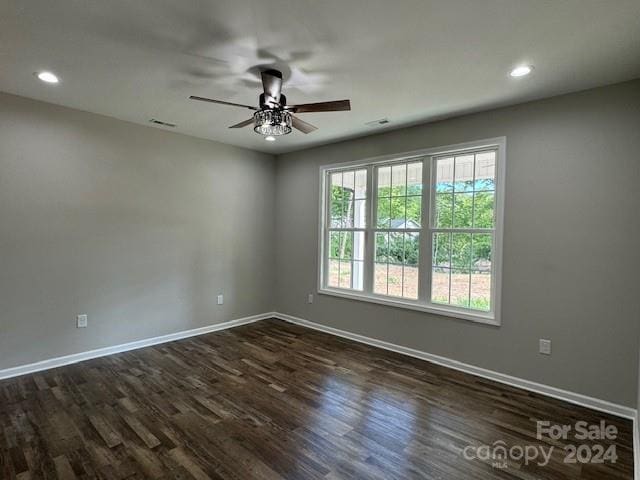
[{"x1": 189, "y1": 69, "x2": 351, "y2": 138}]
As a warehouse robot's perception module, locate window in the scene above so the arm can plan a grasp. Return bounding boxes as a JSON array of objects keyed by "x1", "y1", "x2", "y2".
[{"x1": 319, "y1": 138, "x2": 505, "y2": 325}]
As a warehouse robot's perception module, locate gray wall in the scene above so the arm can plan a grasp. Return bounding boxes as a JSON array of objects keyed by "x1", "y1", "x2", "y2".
[
  {"x1": 275, "y1": 80, "x2": 640, "y2": 407},
  {"x1": 0, "y1": 92, "x2": 276, "y2": 370}
]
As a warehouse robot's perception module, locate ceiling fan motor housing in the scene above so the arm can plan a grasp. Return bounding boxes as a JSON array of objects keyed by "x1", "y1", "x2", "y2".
[{"x1": 259, "y1": 93, "x2": 286, "y2": 109}]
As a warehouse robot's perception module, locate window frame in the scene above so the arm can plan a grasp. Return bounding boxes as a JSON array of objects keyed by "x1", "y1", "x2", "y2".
[{"x1": 318, "y1": 137, "x2": 506, "y2": 326}]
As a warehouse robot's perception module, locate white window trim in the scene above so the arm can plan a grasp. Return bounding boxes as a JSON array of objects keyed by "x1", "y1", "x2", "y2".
[{"x1": 317, "y1": 137, "x2": 506, "y2": 326}]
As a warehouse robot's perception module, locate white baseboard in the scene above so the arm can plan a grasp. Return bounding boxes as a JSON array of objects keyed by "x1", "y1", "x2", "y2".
[
  {"x1": 274, "y1": 312, "x2": 637, "y2": 421},
  {"x1": 0, "y1": 312, "x2": 276, "y2": 381}
]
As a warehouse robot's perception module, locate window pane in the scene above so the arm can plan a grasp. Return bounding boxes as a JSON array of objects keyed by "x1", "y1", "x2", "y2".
[
  {"x1": 472, "y1": 233, "x2": 492, "y2": 271},
  {"x1": 389, "y1": 232, "x2": 404, "y2": 264},
  {"x1": 434, "y1": 193, "x2": 453, "y2": 228},
  {"x1": 374, "y1": 231, "x2": 420, "y2": 300},
  {"x1": 432, "y1": 267, "x2": 450, "y2": 304},
  {"x1": 389, "y1": 197, "x2": 406, "y2": 229},
  {"x1": 403, "y1": 265, "x2": 418, "y2": 300},
  {"x1": 404, "y1": 232, "x2": 419, "y2": 267},
  {"x1": 432, "y1": 232, "x2": 451, "y2": 268},
  {"x1": 329, "y1": 232, "x2": 341, "y2": 259},
  {"x1": 330, "y1": 196, "x2": 343, "y2": 228},
  {"x1": 377, "y1": 197, "x2": 391, "y2": 228},
  {"x1": 330, "y1": 170, "x2": 367, "y2": 229},
  {"x1": 375, "y1": 232, "x2": 389, "y2": 262},
  {"x1": 343, "y1": 199, "x2": 354, "y2": 228},
  {"x1": 353, "y1": 199, "x2": 367, "y2": 228},
  {"x1": 451, "y1": 233, "x2": 471, "y2": 270},
  {"x1": 451, "y1": 270, "x2": 470, "y2": 308},
  {"x1": 328, "y1": 259, "x2": 340, "y2": 288},
  {"x1": 406, "y1": 196, "x2": 421, "y2": 227},
  {"x1": 470, "y1": 271, "x2": 491, "y2": 311},
  {"x1": 473, "y1": 191, "x2": 494, "y2": 228},
  {"x1": 378, "y1": 161, "x2": 422, "y2": 229},
  {"x1": 330, "y1": 172, "x2": 347, "y2": 228},
  {"x1": 374, "y1": 263, "x2": 388, "y2": 295},
  {"x1": 339, "y1": 232, "x2": 353, "y2": 260},
  {"x1": 328, "y1": 232, "x2": 365, "y2": 291},
  {"x1": 453, "y1": 192, "x2": 473, "y2": 228},
  {"x1": 474, "y1": 151, "x2": 495, "y2": 191},
  {"x1": 407, "y1": 162, "x2": 423, "y2": 195},
  {"x1": 343, "y1": 169, "x2": 355, "y2": 193},
  {"x1": 353, "y1": 232, "x2": 365, "y2": 261},
  {"x1": 388, "y1": 264, "x2": 403, "y2": 297},
  {"x1": 435, "y1": 157, "x2": 454, "y2": 192},
  {"x1": 339, "y1": 260, "x2": 352, "y2": 289},
  {"x1": 391, "y1": 164, "x2": 406, "y2": 196},
  {"x1": 403, "y1": 232, "x2": 419, "y2": 299},
  {"x1": 330, "y1": 172, "x2": 342, "y2": 190},
  {"x1": 352, "y1": 260, "x2": 364, "y2": 291},
  {"x1": 377, "y1": 166, "x2": 391, "y2": 196},
  {"x1": 354, "y1": 169, "x2": 367, "y2": 199},
  {"x1": 454, "y1": 155, "x2": 474, "y2": 192},
  {"x1": 471, "y1": 234, "x2": 492, "y2": 310}
]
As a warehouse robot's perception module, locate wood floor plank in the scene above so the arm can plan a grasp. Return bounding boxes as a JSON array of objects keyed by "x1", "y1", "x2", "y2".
[
  {"x1": 119, "y1": 412, "x2": 162, "y2": 449},
  {"x1": 0, "y1": 319, "x2": 634, "y2": 479},
  {"x1": 52, "y1": 455, "x2": 76, "y2": 480},
  {"x1": 88, "y1": 414, "x2": 123, "y2": 449}
]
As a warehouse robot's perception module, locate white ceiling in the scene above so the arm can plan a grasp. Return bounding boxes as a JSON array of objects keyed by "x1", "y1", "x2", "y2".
[{"x1": 1, "y1": 0, "x2": 639, "y2": 154}]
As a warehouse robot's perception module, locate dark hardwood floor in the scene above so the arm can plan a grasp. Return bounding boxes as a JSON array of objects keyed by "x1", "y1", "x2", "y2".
[{"x1": 0, "y1": 319, "x2": 634, "y2": 479}]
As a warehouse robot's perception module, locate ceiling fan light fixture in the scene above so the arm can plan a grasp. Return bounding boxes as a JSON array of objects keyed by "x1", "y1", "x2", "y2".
[{"x1": 253, "y1": 109, "x2": 292, "y2": 136}]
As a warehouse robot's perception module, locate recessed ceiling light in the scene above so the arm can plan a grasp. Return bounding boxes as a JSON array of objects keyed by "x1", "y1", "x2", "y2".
[
  {"x1": 36, "y1": 71, "x2": 59, "y2": 84},
  {"x1": 510, "y1": 65, "x2": 533, "y2": 78},
  {"x1": 265, "y1": 136, "x2": 276, "y2": 142}
]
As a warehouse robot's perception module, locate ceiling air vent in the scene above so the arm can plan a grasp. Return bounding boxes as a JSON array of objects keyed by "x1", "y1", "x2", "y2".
[
  {"x1": 149, "y1": 119, "x2": 176, "y2": 128},
  {"x1": 365, "y1": 118, "x2": 390, "y2": 127}
]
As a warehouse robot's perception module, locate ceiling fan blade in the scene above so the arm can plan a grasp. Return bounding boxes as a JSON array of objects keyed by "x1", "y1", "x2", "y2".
[
  {"x1": 287, "y1": 99, "x2": 351, "y2": 113},
  {"x1": 228, "y1": 118, "x2": 255, "y2": 129},
  {"x1": 291, "y1": 115, "x2": 318, "y2": 134},
  {"x1": 189, "y1": 96, "x2": 257, "y2": 110},
  {"x1": 261, "y1": 70, "x2": 283, "y2": 103}
]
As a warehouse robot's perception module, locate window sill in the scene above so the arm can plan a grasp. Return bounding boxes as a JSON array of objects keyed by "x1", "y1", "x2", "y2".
[{"x1": 318, "y1": 287, "x2": 500, "y2": 326}]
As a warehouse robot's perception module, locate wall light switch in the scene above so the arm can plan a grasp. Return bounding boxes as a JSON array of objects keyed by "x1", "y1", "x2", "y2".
[
  {"x1": 77, "y1": 314, "x2": 88, "y2": 328},
  {"x1": 539, "y1": 339, "x2": 551, "y2": 355},
  {"x1": 217, "y1": 294, "x2": 224, "y2": 305},
  {"x1": 308, "y1": 294, "x2": 314, "y2": 304}
]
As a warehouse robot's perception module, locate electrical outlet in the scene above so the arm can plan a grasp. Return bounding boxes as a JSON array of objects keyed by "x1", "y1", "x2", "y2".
[
  {"x1": 307, "y1": 294, "x2": 314, "y2": 304},
  {"x1": 217, "y1": 294, "x2": 224, "y2": 305},
  {"x1": 77, "y1": 314, "x2": 88, "y2": 328},
  {"x1": 539, "y1": 339, "x2": 551, "y2": 355}
]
